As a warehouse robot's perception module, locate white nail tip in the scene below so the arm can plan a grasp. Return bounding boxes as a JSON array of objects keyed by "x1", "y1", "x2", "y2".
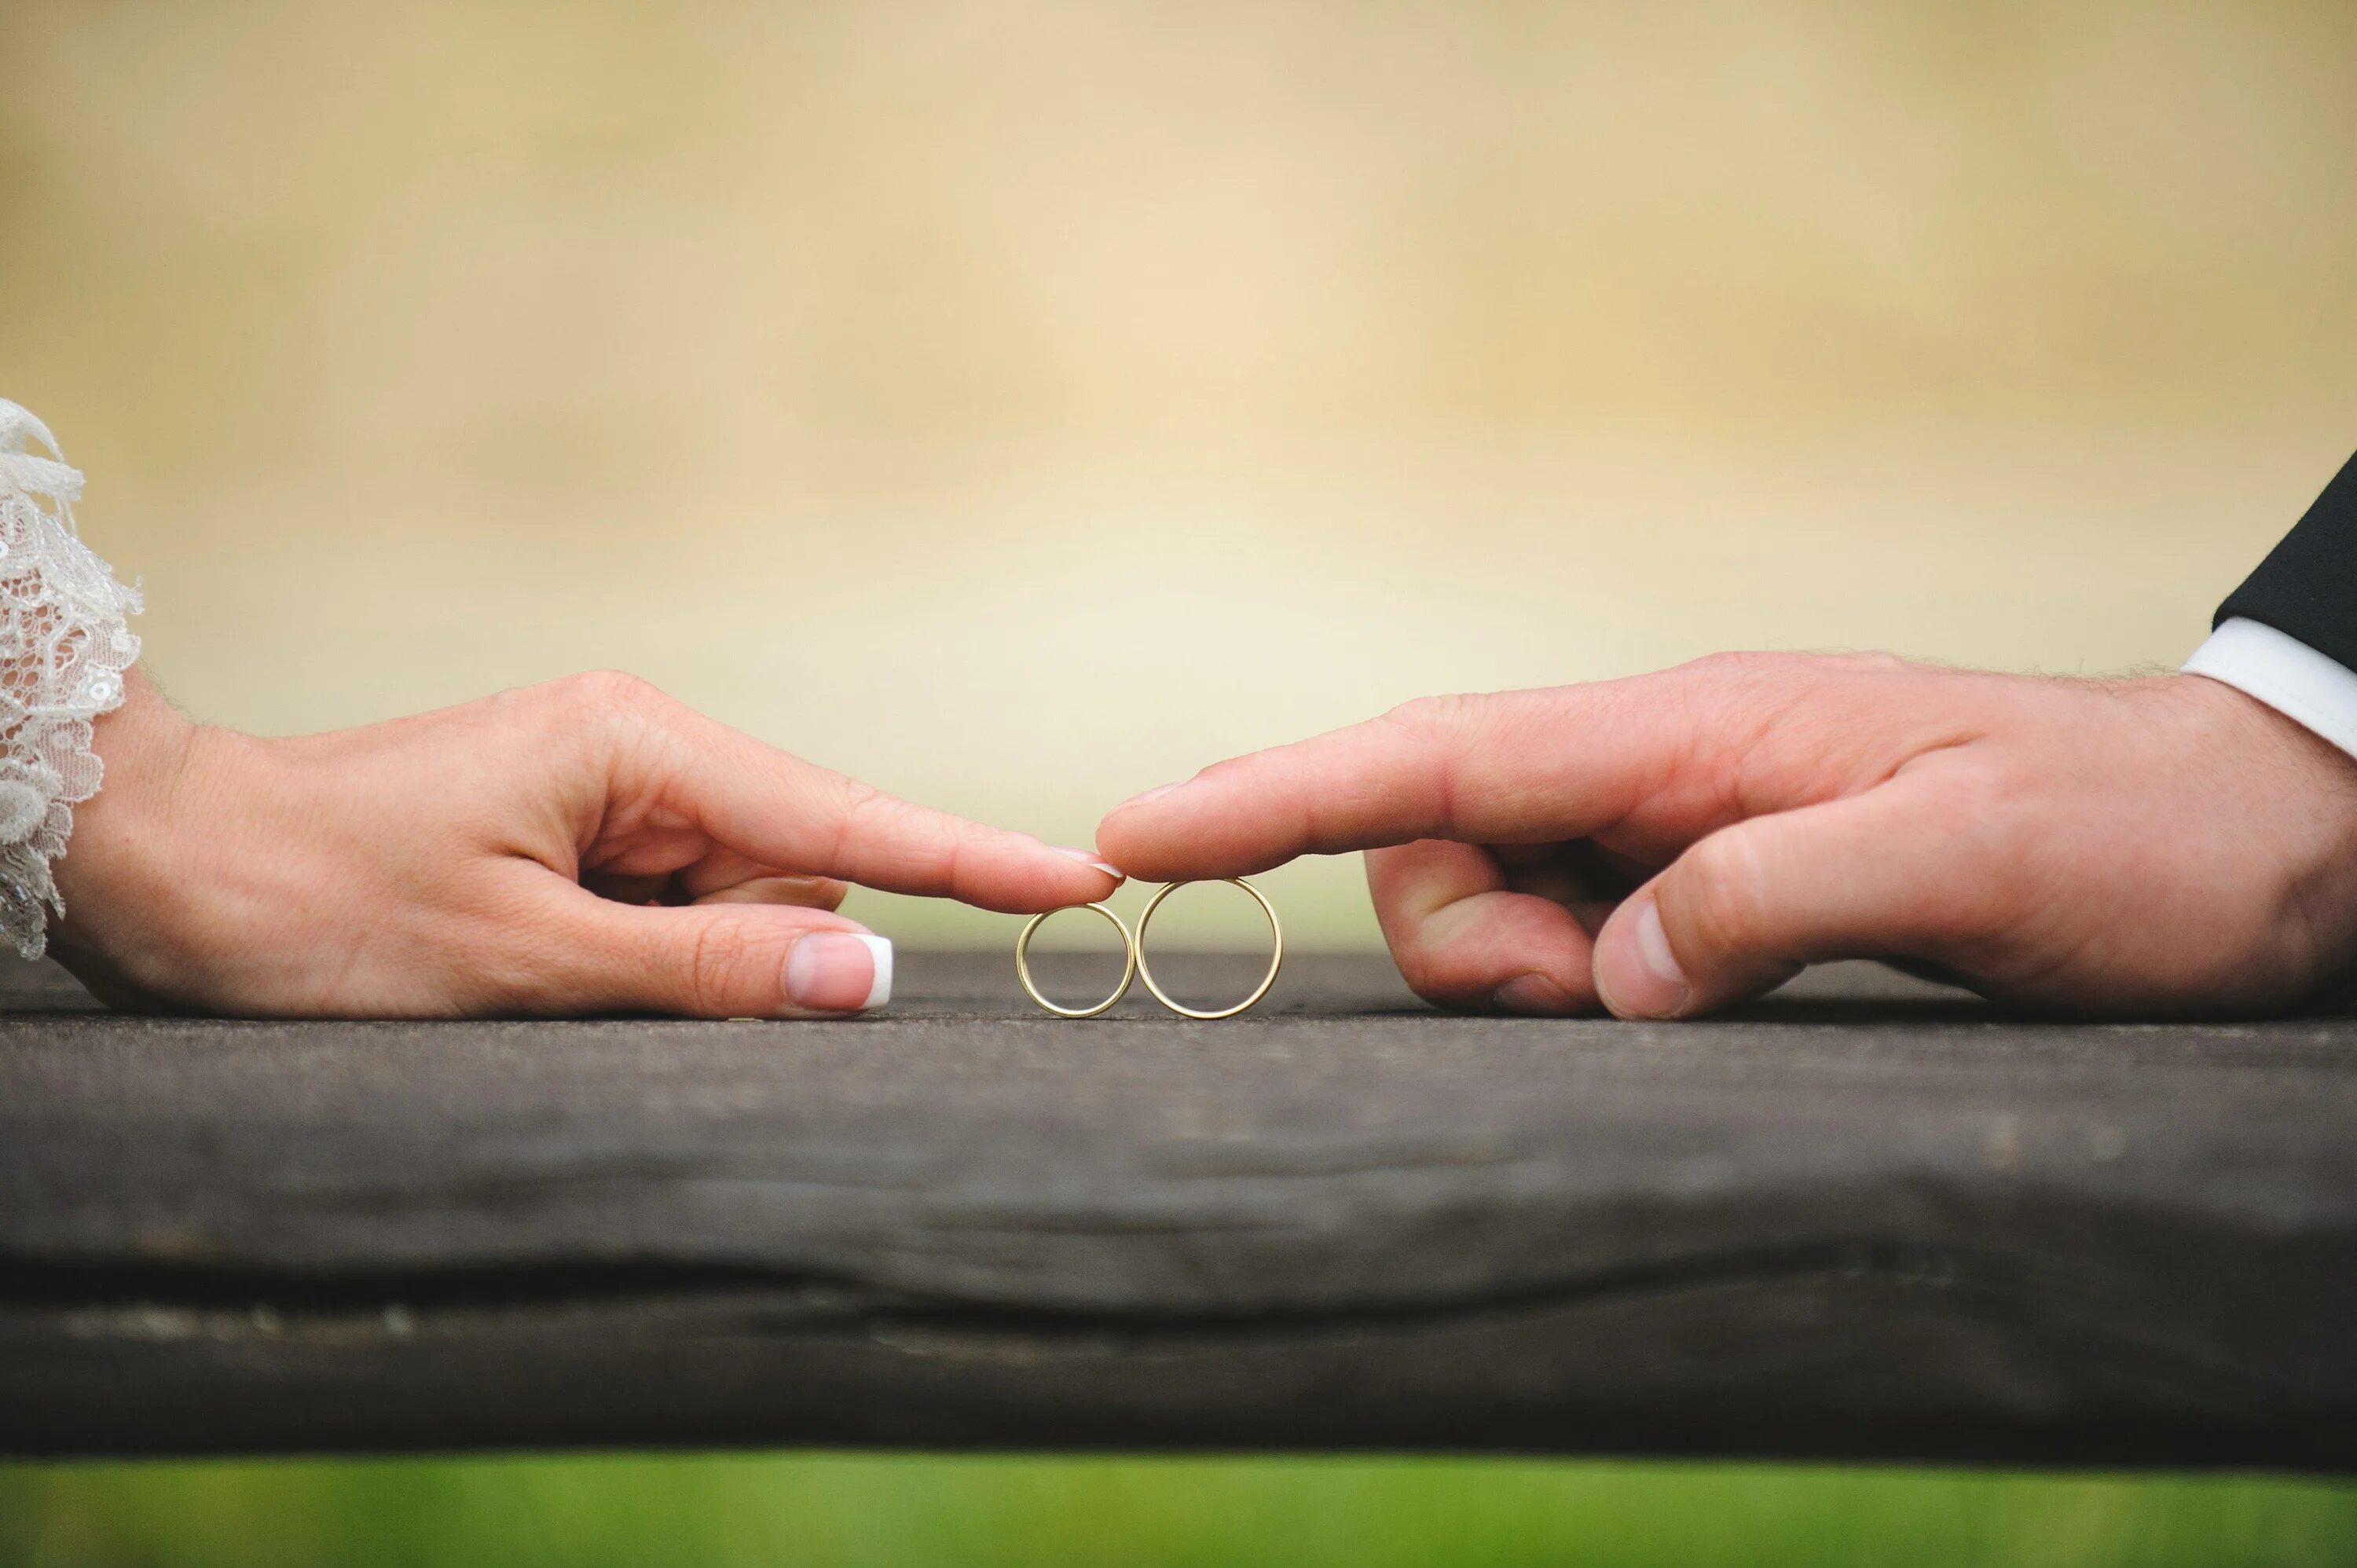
[{"x1": 855, "y1": 934, "x2": 894, "y2": 1009}]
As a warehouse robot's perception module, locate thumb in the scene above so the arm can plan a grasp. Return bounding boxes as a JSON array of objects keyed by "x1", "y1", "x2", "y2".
[
  {"x1": 555, "y1": 891, "x2": 894, "y2": 1018},
  {"x1": 1591, "y1": 784, "x2": 1973, "y2": 1019}
]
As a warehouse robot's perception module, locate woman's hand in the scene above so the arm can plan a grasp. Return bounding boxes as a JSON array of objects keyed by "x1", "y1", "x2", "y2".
[
  {"x1": 1098, "y1": 654, "x2": 2357, "y2": 1019},
  {"x1": 50, "y1": 669, "x2": 1120, "y2": 1017}
]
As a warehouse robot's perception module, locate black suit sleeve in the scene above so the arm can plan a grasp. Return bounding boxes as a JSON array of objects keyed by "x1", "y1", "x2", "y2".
[{"x1": 2216, "y1": 450, "x2": 2357, "y2": 671}]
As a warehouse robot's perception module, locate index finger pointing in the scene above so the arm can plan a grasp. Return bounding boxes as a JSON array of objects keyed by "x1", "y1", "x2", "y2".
[
  {"x1": 794, "y1": 778, "x2": 1124, "y2": 911},
  {"x1": 1092, "y1": 658, "x2": 1943, "y2": 881},
  {"x1": 1095, "y1": 691, "x2": 1621, "y2": 881}
]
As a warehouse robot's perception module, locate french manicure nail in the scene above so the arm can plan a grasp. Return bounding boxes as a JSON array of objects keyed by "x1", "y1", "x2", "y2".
[
  {"x1": 1052, "y1": 846, "x2": 1125, "y2": 880},
  {"x1": 1628, "y1": 901, "x2": 1689, "y2": 1016},
  {"x1": 784, "y1": 932, "x2": 893, "y2": 1012}
]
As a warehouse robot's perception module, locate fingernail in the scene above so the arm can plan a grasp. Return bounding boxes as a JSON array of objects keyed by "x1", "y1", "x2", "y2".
[
  {"x1": 1052, "y1": 846, "x2": 1125, "y2": 881},
  {"x1": 1619, "y1": 901, "x2": 1689, "y2": 1017},
  {"x1": 1493, "y1": 973, "x2": 1577, "y2": 1015},
  {"x1": 784, "y1": 932, "x2": 893, "y2": 1012},
  {"x1": 1113, "y1": 782, "x2": 1182, "y2": 811}
]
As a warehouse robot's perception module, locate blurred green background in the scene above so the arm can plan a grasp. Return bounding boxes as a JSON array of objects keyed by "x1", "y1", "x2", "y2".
[
  {"x1": 5, "y1": 1454, "x2": 2357, "y2": 1568},
  {"x1": 5, "y1": 0, "x2": 2356, "y2": 1560}
]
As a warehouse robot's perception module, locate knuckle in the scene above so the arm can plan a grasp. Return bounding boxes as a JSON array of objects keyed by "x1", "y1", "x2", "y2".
[
  {"x1": 1373, "y1": 696, "x2": 1483, "y2": 835},
  {"x1": 1680, "y1": 649, "x2": 1866, "y2": 691},
  {"x1": 1676, "y1": 829, "x2": 1775, "y2": 955},
  {"x1": 831, "y1": 774, "x2": 886, "y2": 822},
  {"x1": 554, "y1": 669, "x2": 668, "y2": 720},
  {"x1": 1369, "y1": 876, "x2": 1466, "y2": 1003},
  {"x1": 824, "y1": 775, "x2": 893, "y2": 860},
  {"x1": 1683, "y1": 650, "x2": 1796, "y2": 683},
  {"x1": 1387, "y1": 931, "x2": 1450, "y2": 999},
  {"x1": 1391, "y1": 936, "x2": 1479, "y2": 1008},
  {"x1": 543, "y1": 671, "x2": 682, "y2": 773},
  {"x1": 1384, "y1": 692, "x2": 1478, "y2": 741},
  {"x1": 1838, "y1": 650, "x2": 1916, "y2": 674}
]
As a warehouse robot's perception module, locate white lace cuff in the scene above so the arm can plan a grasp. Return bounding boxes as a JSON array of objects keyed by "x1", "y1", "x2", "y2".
[{"x1": 0, "y1": 401, "x2": 143, "y2": 959}]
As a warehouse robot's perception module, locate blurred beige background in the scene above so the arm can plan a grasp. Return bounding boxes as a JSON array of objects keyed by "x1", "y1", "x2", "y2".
[{"x1": 5, "y1": 0, "x2": 2355, "y2": 947}]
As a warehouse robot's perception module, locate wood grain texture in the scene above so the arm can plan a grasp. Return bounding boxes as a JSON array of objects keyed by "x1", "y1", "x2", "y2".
[{"x1": 3, "y1": 952, "x2": 2354, "y2": 1468}]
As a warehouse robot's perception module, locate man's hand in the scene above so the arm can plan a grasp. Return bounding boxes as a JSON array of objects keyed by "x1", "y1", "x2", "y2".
[
  {"x1": 50, "y1": 669, "x2": 1121, "y2": 1017},
  {"x1": 1097, "y1": 654, "x2": 2357, "y2": 1018}
]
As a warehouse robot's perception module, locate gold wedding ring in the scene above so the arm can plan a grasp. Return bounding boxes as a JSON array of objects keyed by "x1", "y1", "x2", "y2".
[
  {"x1": 1015, "y1": 901, "x2": 1138, "y2": 1018},
  {"x1": 1135, "y1": 877, "x2": 1284, "y2": 1020},
  {"x1": 1015, "y1": 878, "x2": 1285, "y2": 1020}
]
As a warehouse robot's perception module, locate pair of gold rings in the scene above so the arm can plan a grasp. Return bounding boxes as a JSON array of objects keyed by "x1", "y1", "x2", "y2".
[{"x1": 1016, "y1": 877, "x2": 1283, "y2": 1020}]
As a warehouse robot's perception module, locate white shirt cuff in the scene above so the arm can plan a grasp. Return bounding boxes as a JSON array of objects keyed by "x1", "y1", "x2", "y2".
[{"x1": 2183, "y1": 617, "x2": 2357, "y2": 761}]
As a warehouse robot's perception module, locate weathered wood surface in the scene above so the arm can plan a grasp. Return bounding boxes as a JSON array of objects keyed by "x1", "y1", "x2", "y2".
[{"x1": 3, "y1": 950, "x2": 2355, "y2": 1469}]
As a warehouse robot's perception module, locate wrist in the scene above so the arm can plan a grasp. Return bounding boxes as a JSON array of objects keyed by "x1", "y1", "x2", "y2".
[
  {"x1": 2169, "y1": 667, "x2": 2357, "y2": 800},
  {"x1": 45, "y1": 669, "x2": 204, "y2": 988},
  {"x1": 2166, "y1": 672, "x2": 2357, "y2": 1002}
]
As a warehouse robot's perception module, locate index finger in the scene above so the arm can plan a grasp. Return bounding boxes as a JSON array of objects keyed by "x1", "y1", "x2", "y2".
[
  {"x1": 1092, "y1": 656, "x2": 1949, "y2": 881},
  {"x1": 640, "y1": 698, "x2": 1122, "y2": 914}
]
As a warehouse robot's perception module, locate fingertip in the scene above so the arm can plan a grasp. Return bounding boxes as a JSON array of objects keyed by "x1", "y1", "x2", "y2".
[
  {"x1": 1090, "y1": 820, "x2": 1174, "y2": 883},
  {"x1": 1050, "y1": 845, "x2": 1127, "y2": 885},
  {"x1": 1092, "y1": 811, "x2": 1279, "y2": 884},
  {"x1": 1094, "y1": 775, "x2": 1259, "y2": 882},
  {"x1": 992, "y1": 834, "x2": 1125, "y2": 911},
  {"x1": 1091, "y1": 808, "x2": 1155, "y2": 872},
  {"x1": 1593, "y1": 898, "x2": 1692, "y2": 1019},
  {"x1": 863, "y1": 823, "x2": 1125, "y2": 914}
]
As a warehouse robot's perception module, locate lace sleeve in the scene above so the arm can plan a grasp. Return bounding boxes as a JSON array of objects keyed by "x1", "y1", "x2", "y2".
[{"x1": 0, "y1": 401, "x2": 144, "y2": 959}]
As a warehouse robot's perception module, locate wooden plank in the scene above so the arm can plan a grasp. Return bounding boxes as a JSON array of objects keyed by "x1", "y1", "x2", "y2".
[{"x1": 2, "y1": 952, "x2": 2354, "y2": 1468}]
